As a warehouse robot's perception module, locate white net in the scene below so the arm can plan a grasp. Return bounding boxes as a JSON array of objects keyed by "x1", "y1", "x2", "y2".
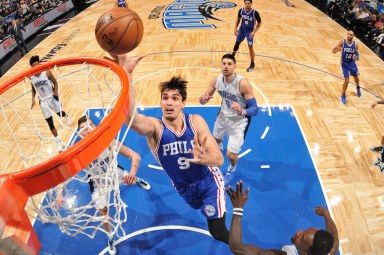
[{"x1": 0, "y1": 59, "x2": 132, "y2": 240}]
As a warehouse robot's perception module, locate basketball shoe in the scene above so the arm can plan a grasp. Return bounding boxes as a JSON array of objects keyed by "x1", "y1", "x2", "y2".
[
  {"x1": 137, "y1": 177, "x2": 151, "y2": 190},
  {"x1": 370, "y1": 145, "x2": 384, "y2": 153},
  {"x1": 246, "y1": 62, "x2": 255, "y2": 72},
  {"x1": 356, "y1": 86, "x2": 361, "y2": 97},
  {"x1": 108, "y1": 239, "x2": 116, "y2": 255},
  {"x1": 224, "y1": 164, "x2": 237, "y2": 184},
  {"x1": 340, "y1": 94, "x2": 346, "y2": 105}
]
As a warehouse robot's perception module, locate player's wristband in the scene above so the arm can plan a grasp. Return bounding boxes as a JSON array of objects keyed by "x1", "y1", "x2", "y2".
[{"x1": 233, "y1": 207, "x2": 244, "y2": 216}]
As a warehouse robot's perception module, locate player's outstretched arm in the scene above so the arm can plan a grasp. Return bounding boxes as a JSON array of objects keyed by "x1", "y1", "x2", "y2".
[
  {"x1": 108, "y1": 54, "x2": 158, "y2": 137},
  {"x1": 315, "y1": 207, "x2": 339, "y2": 255},
  {"x1": 189, "y1": 114, "x2": 223, "y2": 167},
  {"x1": 199, "y1": 76, "x2": 217, "y2": 105},
  {"x1": 118, "y1": 142, "x2": 141, "y2": 185},
  {"x1": 332, "y1": 40, "x2": 343, "y2": 54},
  {"x1": 226, "y1": 181, "x2": 284, "y2": 255}
]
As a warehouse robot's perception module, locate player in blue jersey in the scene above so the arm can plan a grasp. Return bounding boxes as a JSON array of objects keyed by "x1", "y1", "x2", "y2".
[
  {"x1": 232, "y1": 0, "x2": 262, "y2": 72},
  {"x1": 332, "y1": 30, "x2": 362, "y2": 105},
  {"x1": 111, "y1": 54, "x2": 230, "y2": 244},
  {"x1": 115, "y1": 0, "x2": 127, "y2": 7}
]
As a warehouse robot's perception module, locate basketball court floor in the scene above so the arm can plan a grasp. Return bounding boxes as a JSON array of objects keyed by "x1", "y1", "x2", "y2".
[
  {"x1": 35, "y1": 105, "x2": 328, "y2": 254},
  {"x1": 1, "y1": 0, "x2": 384, "y2": 254}
]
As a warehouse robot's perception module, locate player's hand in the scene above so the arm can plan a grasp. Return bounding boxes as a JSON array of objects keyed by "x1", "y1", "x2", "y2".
[
  {"x1": 250, "y1": 31, "x2": 255, "y2": 38},
  {"x1": 372, "y1": 102, "x2": 378, "y2": 108},
  {"x1": 106, "y1": 54, "x2": 146, "y2": 74},
  {"x1": 226, "y1": 180, "x2": 249, "y2": 209},
  {"x1": 234, "y1": 29, "x2": 238, "y2": 36},
  {"x1": 188, "y1": 135, "x2": 207, "y2": 165},
  {"x1": 199, "y1": 93, "x2": 213, "y2": 105},
  {"x1": 54, "y1": 196, "x2": 66, "y2": 209},
  {"x1": 314, "y1": 206, "x2": 329, "y2": 217},
  {"x1": 231, "y1": 101, "x2": 242, "y2": 115},
  {"x1": 31, "y1": 100, "x2": 35, "y2": 109},
  {"x1": 122, "y1": 173, "x2": 137, "y2": 185}
]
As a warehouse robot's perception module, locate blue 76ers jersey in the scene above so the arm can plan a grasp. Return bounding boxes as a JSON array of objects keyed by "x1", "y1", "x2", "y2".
[
  {"x1": 341, "y1": 39, "x2": 356, "y2": 63},
  {"x1": 240, "y1": 8, "x2": 255, "y2": 30},
  {"x1": 154, "y1": 114, "x2": 211, "y2": 184}
]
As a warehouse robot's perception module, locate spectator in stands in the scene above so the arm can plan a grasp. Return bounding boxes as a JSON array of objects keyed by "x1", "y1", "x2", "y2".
[
  {"x1": 0, "y1": 27, "x2": 5, "y2": 42},
  {"x1": 9, "y1": 18, "x2": 28, "y2": 56}
]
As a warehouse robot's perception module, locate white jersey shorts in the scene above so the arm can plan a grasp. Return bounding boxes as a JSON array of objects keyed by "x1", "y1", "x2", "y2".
[
  {"x1": 213, "y1": 112, "x2": 249, "y2": 154},
  {"x1": 91, "y1": 167, "x2": 127, "y2": 210},
  {"x1": 40, "y1": 97, "x2": 61, "y2": 119}
]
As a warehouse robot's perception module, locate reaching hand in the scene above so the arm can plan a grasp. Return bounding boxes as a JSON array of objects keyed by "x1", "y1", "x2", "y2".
[
  {"x1": 188, "y1": 135, "x2": 207, "y2": 165},
  {"x1": 31, "y1": 100, "x2": 35, "y2": 109},
  {"x1": 199, "y1": 92, "x2": 213, "y2": 105},
  {"x1": 226, "y1": 180, "x2": 249, "y2": 209},
  {"x1": 234, "y1": 29, "x2": 238, "y2": 36},
  {"x1": 122, "y1": 173, "x2": 137, "y2": 185},
  {"x1": 249, "y1": 31, "x2": 255, "y2": 39},
  {"x1": 106, "y1": 54, "x2": 146, "y2": 74},
  {"x1": 314, "y1": 206, "x2": 330, "y2": 217},
  {"x1": 372, "y1": 102, "x2": 378, "y2": 108}
]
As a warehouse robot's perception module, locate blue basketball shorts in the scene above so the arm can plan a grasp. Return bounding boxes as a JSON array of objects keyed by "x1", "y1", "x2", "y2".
[
  {"x1": 175, "y1": 167, "x2": 226, "y2": 219},
  {"x1": 341, "y1": 61, "x2": 359, "y2": 78},
  {"x1": 236, "y1": 28, "x2": 254, "y2": 46}
]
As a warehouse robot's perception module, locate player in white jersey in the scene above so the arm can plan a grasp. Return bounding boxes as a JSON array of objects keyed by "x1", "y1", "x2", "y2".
[
  {"x1": 226, "y1": 181, "x2": 339, "y2": 255},
  {"x1": 199, "y1": 54, "x2": 258, "y2": 183},
  {"x1": 77, "y1": 115, "x2": 150, "y2": 255},
  {"x1": 29, "y1": 55, "x2": 71, "y2": 152}
]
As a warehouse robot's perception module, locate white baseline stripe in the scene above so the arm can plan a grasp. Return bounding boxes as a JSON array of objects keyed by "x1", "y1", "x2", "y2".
[{"x1": 260, "y1": 165, "x2": 270, "y2": 169}]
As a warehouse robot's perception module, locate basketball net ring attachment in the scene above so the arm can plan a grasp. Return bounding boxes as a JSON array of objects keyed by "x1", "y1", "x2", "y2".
[{"x1": 0, "y1": 57, "x2": 133, "y2": 254}]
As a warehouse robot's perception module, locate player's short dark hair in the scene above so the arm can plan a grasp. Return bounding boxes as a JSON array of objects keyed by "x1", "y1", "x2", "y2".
[
  {"x1": 29, "y1": 55, "x2": 40, "y2": 66},
  {"x1": 222, "y1": 53, "x2": 236, "y2": 64},
  {"x1": 159, "y1": 76, "x2": 188, "y2": 101},
  {"x1": 78, "y1": 115, "x2": 93, "y2": 129},
  {"x1": 244, "y1": 0, "x2": 252, "y2": 3},
  {"x1": 309, "y1": 230, "x2": 334, "y2": 255}
]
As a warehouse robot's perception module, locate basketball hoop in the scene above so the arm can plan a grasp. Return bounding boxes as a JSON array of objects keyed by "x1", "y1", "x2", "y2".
[{"x1": 0, "y1": 57, "x2": 131, "y2": 254}]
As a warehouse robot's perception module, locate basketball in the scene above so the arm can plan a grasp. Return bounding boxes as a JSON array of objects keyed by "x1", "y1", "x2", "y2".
[{"x1": 95, "y1": 7, "x2": 143, "y2": 55}]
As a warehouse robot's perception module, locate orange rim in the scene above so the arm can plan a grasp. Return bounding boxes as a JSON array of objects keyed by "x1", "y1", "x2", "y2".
[{"x1": 0, "y1": 57, "x2": 130, "y2": 196}]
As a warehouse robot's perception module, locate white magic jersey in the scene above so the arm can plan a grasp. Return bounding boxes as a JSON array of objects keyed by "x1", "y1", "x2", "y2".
[
  {"x1": 30, "y1": 71, "x2": 54, "y2": 99},
  {"x1": 215, "y1": 73, "x2": 247, "y2": 118}
]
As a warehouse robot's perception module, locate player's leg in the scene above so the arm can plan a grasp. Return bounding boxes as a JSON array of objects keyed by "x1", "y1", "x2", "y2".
[
  {"x1": 93, "y1": 190, "x2": 116, "y2": 255},
  {"x1": 224, "y1": 117, "x2": 249, "y2": 183},
  {"x1": 207, "y1": 214, "x2": 229, "y2": 244},
  {"x1": 201, "y1": 169, "x2": 229, "y2": 243},
  {"x1": 232, "y1": 29, "x2": 246, "y2": 57},
  {"x1": 51, "y1": 97, "x2": 71, "y2": 125},
  {"x1": 246, "y1": 33, "x2": 255, "y2": 72},
  {"x1": 213, "y1": 114, "x2": 227, "y2": 151},
  {"x1": 118, "y1": 167, "x2": 151, "y2": 190},
  {"x1": 340, "y1": 65, "x2": 350, "y2": 105},
  {"x1": 350, "y1": 65, "x2": 361, "y2": 97}
]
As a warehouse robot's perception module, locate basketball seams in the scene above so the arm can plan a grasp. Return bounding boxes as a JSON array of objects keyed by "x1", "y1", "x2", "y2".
[
  {"x1": 109, "y1": 17, "x2": 136, "y2": 54},
  {"x1": 96, "y1": 13, "x2": 137, "y2": 51}
]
